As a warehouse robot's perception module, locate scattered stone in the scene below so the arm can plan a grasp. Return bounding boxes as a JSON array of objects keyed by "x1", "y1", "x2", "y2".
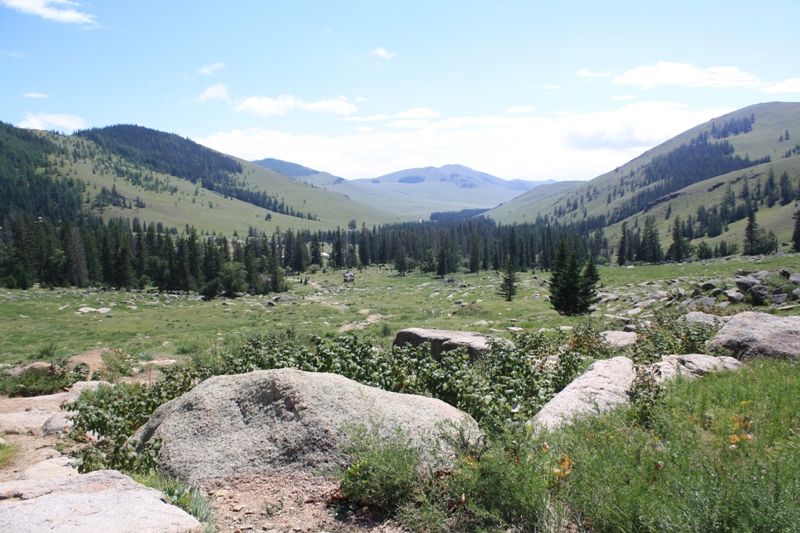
[
  {"x1": 0, "y1": 411, "x2": 56, "y2": 435},
  {"x1": 734, "y1": 277, "x2": 759, "y2": 292},
  {"x1": 687, "y1": 297, "x2": 717, "y2": 310},
  {"x1": 790, "y1": 273, "x2": 800, "y2": 284},
  {"x1": 1, "y1": 362, "x2": 55, "y2": 379},
  {"x1": 637, "y1": 299, "x2": 658, "y2": 309},
  {"x1": 700, "y1": 281, "x2": 717, "y2": 291},
  {"x1": 529, "y1": 357, "x2": 635, "y2": 431},
  {"x1": 393, "y1": 328, "x2": 505, "y2": 360},
  {"x1": 601, "y1": 331, "x2": 637, "y2": 348},
  {"x1": 772, "y1": 293, "x2": 789, "y2": 305},
  {"x1": 41, "y1": 411, "x2": 75, "y2": 436},
  {"x1": 708, "y1": 311, "x2": 800, "y2": 360},
  {"x1": 97, "y1": 308, "x2": 112, "y2": 314},
  {"x1": 752, "y1": 270, "x2": 772, "y2": 280},
  {"x1": 507, "y1": 327, "x2": 524, "y2": 332},
  {"x1": 0, "y1": 470, "x2": 203, "y2": 532},
  {"x1": 748, "y1": 284, "x2": 770, "y2": 305},
  {"x1": 135, "y1": 368, "x2": 478, "y2": 484},
  {"x1": 724, "y1": 288, "x2": 745, "y2": 303},
  {"x1": 681, "y1": 311, "x2": 723, "y2": 327},
  {"x1": 15, "y1": 457, "x2": 78, "y2": 481},
  {"x1": 654, "y1": 353, "x2": 742, "y2": 382}
]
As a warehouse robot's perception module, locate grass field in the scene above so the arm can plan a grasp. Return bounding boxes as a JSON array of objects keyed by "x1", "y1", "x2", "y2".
[{"x1": 2, "y1": 253, "x2": 800, "y2": 367}]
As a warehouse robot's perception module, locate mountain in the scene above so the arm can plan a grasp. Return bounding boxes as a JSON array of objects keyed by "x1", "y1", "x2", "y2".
[
  {"x1": 0, "y1": 123, "x2": 399, "y2": 237},
  {"x1": 485, "y1": 101, "x2": 800, "y2": 250},
  {"x1": 253, "y1": 159, "x2": 557, "y2": 218}
]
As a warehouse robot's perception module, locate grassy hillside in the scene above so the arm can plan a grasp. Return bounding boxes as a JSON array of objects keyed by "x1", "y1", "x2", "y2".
[
  {"x1": 487, "y1": 102, "x2": 800, "y2": 253},
  {"x1": 28, "y1": 128, "x2": 399, "y2": 237}
]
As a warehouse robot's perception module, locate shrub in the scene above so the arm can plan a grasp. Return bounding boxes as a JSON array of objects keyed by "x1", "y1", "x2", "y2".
[{"x1": 0, "y1": 360, "x2": 85, "y2": 397}]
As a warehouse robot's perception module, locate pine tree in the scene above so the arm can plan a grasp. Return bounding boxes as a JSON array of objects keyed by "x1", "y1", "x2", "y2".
[
  {"x1": 498, "y1": 255, "x2": 518, "y2": 302},
  {"x1": 791, "y1": 211, "x2": 800, "y2": 253},
  {"x1": 549, "y1": 238, "x2": 599, "y2": 316},
  {"x1": 744, "y1": 210, "x2": 759, "y2": 255},
  {"x1": 394, "y1": 239, "x2": 407, "y2": 276},
  {"x1": 617, "y1": 222, "x2": 628, "y2": 266}
]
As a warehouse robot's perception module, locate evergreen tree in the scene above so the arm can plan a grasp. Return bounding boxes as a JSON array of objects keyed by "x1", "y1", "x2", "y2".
[
  {"x1": 498, "y1": 255, "x2": 518, "y2": 302},
  {"x1": 549, "y1": 238, "x2": 598, "y2": 316},
  {"x1": 310, "y1": 234, "x2": 322, "y2": 266},
  {"x1": 394, "y1": 239, "x2": 407, "y2": 276},
  {"x1": 666, "y1": 216, "x2": 690, "y2": 262},
  {"x1": 744, "y1": 210, "x2": 759, "y2": 256},
  {"x1": 617, "y1": 222, "x2": 628, "y2": 266},
  {"x1": 793, "y1": 210, "x2": 800, "y2": 253}
]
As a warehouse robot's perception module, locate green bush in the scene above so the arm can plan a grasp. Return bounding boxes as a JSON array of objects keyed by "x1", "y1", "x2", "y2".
[{"x1": 0, "y1": 360, "x2": 86, "y2": 397}]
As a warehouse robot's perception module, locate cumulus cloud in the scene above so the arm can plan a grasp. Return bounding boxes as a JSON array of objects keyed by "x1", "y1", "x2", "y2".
[
  {"x1": 19, "y1": 112, "x2": 86, "y2": 132},
  {"x1": 197, "y1": 62, "x2": 225, "y2": 75},
  {"x1": 368, "y1": 47, "x2": 394, "y2": 61},
  {"x1": 577, "y1": 69, "x2": 611, "y2": 79},
  {"x1": 196, "y1": 101, "x2": 730, "y2": 181},
  {"x1": 195, "y1": 84, "x2": 229, "y2": 102},
  {"x1": 236, "y1": 95, "x2": 359, "y2": 117},
  {"x1": 505, "y1": 106, "x2": 536, "y2": 115},
  {"x1": 1, "y1": 0, "x2": 95, "y2": 24},
  {"x1": 23, "y1": 92, "x2": 49, "y2": 98},
  {"x1": 344, "y1": 107, "x2": 440, "y2": 122},
  {"x1": 614, "y1": 61, "x2": 762, "y2": 89},
  {"x1": 762, "y1": 78, "x2": 800, "y2": 94}
]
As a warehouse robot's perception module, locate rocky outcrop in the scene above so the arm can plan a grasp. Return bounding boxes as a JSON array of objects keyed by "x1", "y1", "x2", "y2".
[
  {"x1": 15, "y1": 456, "x2": 78, "y2": 481},
  {"x1": 0, "y1": 470, "x2": 203, "y2": 532},
  {"x1": 393, "y1": 327, "x2": 504, "y2": 360},
  {"x1": 529, "y1": 357, "x2": 636, "y2": 431},
  {"x1": 135, "y1": 368, "x2": 478, "y2": 483},
  {"x1": 654, "y1": 353, "x2": 742, "y2": 381},
  {"x1": 601, "y1": 331, "x2": 637, "y2": 348},
  {"x1": 708, "y1": 311, "x2": 800, "y2": 360}
]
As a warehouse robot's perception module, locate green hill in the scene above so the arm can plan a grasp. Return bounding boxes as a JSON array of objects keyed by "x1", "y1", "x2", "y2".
[
  {"x1": 486, "y1": 102, "x2": 800, "y2": 254},
  {"x1": 0, "y1": 123, "x2": 400, "y2": 237}
]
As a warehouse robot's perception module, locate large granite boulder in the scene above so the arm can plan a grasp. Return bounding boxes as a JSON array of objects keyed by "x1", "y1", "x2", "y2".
[
  {"x1": 393, "y1": 327, "x2": 504, "y2": 360},
  {"x1": 529, "y1": 357, "x2": 635, "y2": 431},
  {"x1": 135, "y1": 368, "x2": 478, "y2": 484},
  {"x1": 0, "y1": 470, "x2": 203, "y2": 532},
  {"x1": 601, "y1": 331, "x2": 637, "y2": 348},
  {"x1": 654, "y1": 353, "x2": 742, "y2": 381},
  {"x1": 708, "y1": 311, "x2": 800, "y2": 360}
]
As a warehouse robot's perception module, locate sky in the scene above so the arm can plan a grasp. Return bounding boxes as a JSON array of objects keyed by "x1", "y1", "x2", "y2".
[{"x1": 2, "y1": 1, "x2": 800, "y2": 182}]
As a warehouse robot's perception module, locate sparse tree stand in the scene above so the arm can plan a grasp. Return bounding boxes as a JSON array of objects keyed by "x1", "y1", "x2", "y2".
[
  {"x1": 498, "y1": 255, "x2": 518, "y2": 302},
  {"x1": 548, "y1": 238, "x2": 599, "y2": 316},
  {"x1": 744, "y1": 210, "x2": 759, "y2": 256}
]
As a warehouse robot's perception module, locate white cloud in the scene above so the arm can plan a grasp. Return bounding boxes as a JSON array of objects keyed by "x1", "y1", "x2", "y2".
[
  {"x1": 614, "y1": 61, "x2": 762, "y2": 89},
  {"x1": 302, "y1": 98, "x2": 358, "y2": 116},
  {"x1": 355, "y1": 96, "x2": 367, "y2": 102},
  {"x1": 1, "y1": 0, "x2": 95, "y2": 24},
  {"x1": 612, "y1": 94, "x2": 637, "y2": 101},
  {"x1": 506, "y1": 106, "x2": 536, "y2": 115},
  {"x1": 577, "y1": 68, "x2": 611, "y2": 79},
  {"x1": 19, "y1": 112, "x2": 86, "y2": 132},
  {"x1": 195, "y1": 84, "x2": 229, "y2": 102},
  {"x1": 237, "y1": 95, "x2": 360, "y2": 117},
  {"x1": 196, "y1": 101, "x2": 730, "y2": 181},
  {"x1": 197, "y1": 62, "x2": 225, "y2": 75},
  {"x1": 762, "y1": 78, "x2": 800, "y2": 94},
  {"x1": 344, "y1": 107, "x2": 440, "y2": 122},
  {"x1": 23, "y1": 92, "x2": 49, "y2": 98},
  {"x1": 0, "y1": 50, "x2": 23, "y2": 57},
  {"x1": 368, "y1": 47, "x2": 394, "y2": 61},
  {"x1": 237, "y1": 95, "x2": 299, "y2": 117},
  {"x1": 356, "y1": 126, "x2": 373, "y2": 133}
]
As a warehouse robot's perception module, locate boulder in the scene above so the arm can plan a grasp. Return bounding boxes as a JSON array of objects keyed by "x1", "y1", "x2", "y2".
[
  {"x1": 15, "y1": 456, "x2": 78, "y2": 481},
  {"x1": 699, "y1": 281, "x2": 717, "y2": 291},
  {"x1": 393, "y1": 327, "x2": 503, "y2": 360},
  {"x1": 601, "y1": 331, "x2": 637, "y2": 348},
  {"x1": 135, "y1": 368, "x2": 478, "y2": 483},
  {"x1": 688, "y1": 297, "x2": 717, "y2": 310},
  {"x1": 654, "y1": 354, "x2": 742, "y2": 382},
  {"x1": 735, "y1": 276, "x2": 759, "y2": 292},
  {"x1": 724, "y1": 288, "x2": 745, "y2": 303},
  {"x1": 752, "y1": 270, "x2": 772, "y2": 280},
  {"x1": 1, "y1": 362, "x2": 56, "y2": 379},
  {"x1": 0, "y1": 470, "x2": 203, "y2": 533},
  {"x1": 529, "y1": 357, "x2": 635, "y2": 431},
  {"x1": 0, "y1": 411, "x2": 55, "y2": 435},
  {"x1": 772, "y1": 293, "x2": 789, "y2": 305},
  {"x1": 708, "y1": 311, "x2": 800, "y2": 360},
  {"x1": 748, "y1": 284, "x2": 770, "y2": 305},
  {"x1": 41, "y1": 411, "x2": 75, "y2": 436},
  {"x1": 681, "y1": 311, "x2": 722, "y2": 327},
  {"x1": 790, "y1": 273, "x2": 800, "y2": 285}
]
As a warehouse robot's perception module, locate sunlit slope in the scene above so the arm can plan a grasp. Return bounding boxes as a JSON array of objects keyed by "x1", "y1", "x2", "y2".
[
  {"x1": 486, "y1": 101, "x2": 800, "y2": 245},
  {"x1": 37, "y1": 130, "x2": 398, "y2": 236}
]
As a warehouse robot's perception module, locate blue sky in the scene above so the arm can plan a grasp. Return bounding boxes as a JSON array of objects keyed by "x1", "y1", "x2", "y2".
[{"x1": 2, "y1": 1, "x2": 799, "y2": 181}]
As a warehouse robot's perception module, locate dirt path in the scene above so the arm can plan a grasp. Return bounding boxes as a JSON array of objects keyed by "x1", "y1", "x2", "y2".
[{"x1": 202, "y1": 472, "x2": 404, "y2": 533}]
